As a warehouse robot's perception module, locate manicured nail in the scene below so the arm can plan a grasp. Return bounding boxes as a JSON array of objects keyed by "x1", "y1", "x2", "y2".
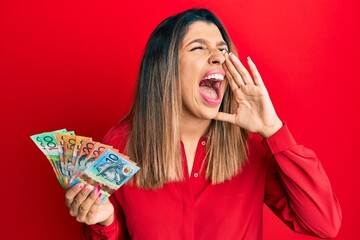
[
  {"x1": 97, "y1": 193, "x2": 102, "y2": 200},
  {"x1": 228, "y1": 52, "x2": 233, "y2": 56},
  {"x1": 93, "y1": 185, "x2": 101, "y2": 195},
  {"x1": 247, "y1": 56, "x2": 251, "y2": 61},
  {"x1": 84, "y1": 185, "x2": 91, "y2": 192},
  {"x1": 77, "y1": 183, "x2": 84, "y2": 189}
]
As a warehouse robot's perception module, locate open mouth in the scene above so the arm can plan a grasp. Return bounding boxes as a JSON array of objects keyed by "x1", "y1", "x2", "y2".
[{"x1": 199, "y1": 73, "x2": 224, "y2": 101}]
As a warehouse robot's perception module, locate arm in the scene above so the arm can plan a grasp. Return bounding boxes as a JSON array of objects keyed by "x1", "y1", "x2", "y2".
[
  {"x1": 215, "y1": 51, "x2": 342, "y2": 238},
  {"x1": 263, "y1": 123, "x2": 342, "y2": 238}
]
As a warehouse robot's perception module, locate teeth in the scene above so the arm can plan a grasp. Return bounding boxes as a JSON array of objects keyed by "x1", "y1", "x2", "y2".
[{"x1": 203, "y1": 73, "x2": 224, "y2": 81}]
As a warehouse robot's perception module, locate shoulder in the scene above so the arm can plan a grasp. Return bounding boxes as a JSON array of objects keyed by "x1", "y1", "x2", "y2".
[{"x1": 102, "y1": 121, "x2": 131, "y2": 152}]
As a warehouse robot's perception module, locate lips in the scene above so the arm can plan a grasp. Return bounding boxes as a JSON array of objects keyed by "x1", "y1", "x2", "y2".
[{"x1": 199, "y1": 69, "x2": 225, "y2": 106}]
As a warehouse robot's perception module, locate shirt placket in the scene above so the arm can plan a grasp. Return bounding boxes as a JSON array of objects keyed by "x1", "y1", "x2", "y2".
[{"x1": 181, "y1": 137, "x2": 208, "y2": 240}]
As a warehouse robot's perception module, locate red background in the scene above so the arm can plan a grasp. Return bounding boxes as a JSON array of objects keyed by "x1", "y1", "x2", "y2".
[{"x1": 1, "y1": 0, "x2": 359, "y2": 239}]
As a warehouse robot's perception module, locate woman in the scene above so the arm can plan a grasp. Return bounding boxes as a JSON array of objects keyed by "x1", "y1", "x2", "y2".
[{"x1": 65, "y1": 8, "x2": 342, "y2": 239}]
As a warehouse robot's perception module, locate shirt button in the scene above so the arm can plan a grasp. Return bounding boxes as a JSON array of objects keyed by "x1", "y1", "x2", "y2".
[
  {"x1": 201, "y1": 141, "x2": 206, "y2": 146},
  {"x1": 194, "y1": 173, "x2": 199, "y2": 178}
]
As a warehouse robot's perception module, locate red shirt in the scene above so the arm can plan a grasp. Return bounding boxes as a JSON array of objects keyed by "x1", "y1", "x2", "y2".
[{"x1": 81, "y1": 123, "x2": 341, "y2": 240}]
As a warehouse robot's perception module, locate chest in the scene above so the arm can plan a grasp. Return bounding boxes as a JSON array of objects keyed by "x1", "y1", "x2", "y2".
[
  {"x1": 116, "y1": 151, "x2": 268, "y2": 239},
  {"x1": 116, "y1": 136, "x2": 269, "y2": 239}
]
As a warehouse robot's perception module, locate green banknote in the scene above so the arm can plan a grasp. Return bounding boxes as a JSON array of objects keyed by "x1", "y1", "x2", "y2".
[{"x1": 30, "y1": 129, "x2": 68, "y2": 187}]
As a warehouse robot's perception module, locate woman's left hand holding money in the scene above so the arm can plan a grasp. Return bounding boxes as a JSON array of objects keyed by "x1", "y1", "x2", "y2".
[{"x1": 65, "y1": 183, "x2": 114, "y2": 226}]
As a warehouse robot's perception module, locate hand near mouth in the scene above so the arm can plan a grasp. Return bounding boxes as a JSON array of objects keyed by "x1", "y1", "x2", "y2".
[{"x1": 214, "y1": 52, "x2": 283, "y2": 138}]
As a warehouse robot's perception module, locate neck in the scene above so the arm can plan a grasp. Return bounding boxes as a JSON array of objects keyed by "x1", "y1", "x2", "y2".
[{"x1": 180, "y1": 116, "x2": 211, "y2": 143}]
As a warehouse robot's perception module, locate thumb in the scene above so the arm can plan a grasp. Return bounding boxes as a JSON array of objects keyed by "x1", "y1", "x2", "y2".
[{"x1": 214, "y1": 112, "x2": 236, "y2": 124}]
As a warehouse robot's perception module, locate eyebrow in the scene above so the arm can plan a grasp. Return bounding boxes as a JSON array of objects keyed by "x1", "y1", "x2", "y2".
[{"x1": 185, "y1": 38, "x2": 228, "y2": 47}]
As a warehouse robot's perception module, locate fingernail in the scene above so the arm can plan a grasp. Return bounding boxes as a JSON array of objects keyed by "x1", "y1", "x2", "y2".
[
  {"x1": 98, "y1": 193, "x2": 102, "y2": 200},
  {"x1": 247, "y1": 56, "x2": 251, "y2": 61},
  {"x1": 84, "y1": 185, "x2": 91, "y2": 192},
  {"x1": 93, "y1": 185, "x2": 101, "y2": 195},
  {"x1": 228, "y1": 52, "x2": 233, "y2": 56},
  {"x1": 77, "y1": 183, "x2": 83, "y2": 189}
]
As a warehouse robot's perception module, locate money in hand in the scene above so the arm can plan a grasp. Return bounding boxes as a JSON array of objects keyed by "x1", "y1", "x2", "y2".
[{"x1": 30, "y1": 129, "x2": 140, "y2": 200}]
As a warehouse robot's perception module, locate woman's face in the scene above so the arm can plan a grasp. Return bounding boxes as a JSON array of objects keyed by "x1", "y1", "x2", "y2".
[{"x1": 179, "y1": 21, "x2": 228, "y2": 122}]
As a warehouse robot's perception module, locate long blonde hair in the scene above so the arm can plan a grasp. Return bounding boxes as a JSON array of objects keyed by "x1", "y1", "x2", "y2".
[{"x1": 117, "y1": 8, "x2": 248, "y2": 189}]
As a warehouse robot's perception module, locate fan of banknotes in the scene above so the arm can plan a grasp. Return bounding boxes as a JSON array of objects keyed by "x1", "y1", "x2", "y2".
[{"x1": 30, "y1": 129, "x2": 140, "y2": 201}]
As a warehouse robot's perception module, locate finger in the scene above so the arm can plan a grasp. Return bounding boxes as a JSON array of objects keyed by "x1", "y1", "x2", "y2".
[
  {"x1": 86, "y1": 193, "x2": 102, "y2": 224},
  {"x1": 247, "y1": 56, "x2": 264, "y2": 86},
  {"x1": 65, "y1": 183, "x2": 84, "y2": 208},
  {"x1": 69, "y1": 184, "x2": 94, "y2": 217},
  {"x1": 228, "y1": 52, "x2": 254, "y2": 85},
  {"x1": 214, "y1": 112, "x2": 236, "y2": 125},
  {"x1": 77, "y1": 185, "x2": 102, "y2": 223},
  {"x1": 224, "y1": 52, "x2": 246, "y2": 87},
  {"x1": 223, "y1": 63, "x2": 241, "y2": 91}
]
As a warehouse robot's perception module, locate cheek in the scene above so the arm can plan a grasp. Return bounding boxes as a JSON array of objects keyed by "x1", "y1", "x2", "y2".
[
  {"x1": 180, "y1": 71, "x2": 199, "y2": 93},
  {"x1": 180, "y1": 56, "x2": 202, "y2": 78},
  {"x1": 179, "y1": 57, "x2": 203, "y2": 98},
  {"x1": 181, "y1": 84, "x2": 194, "y2": 103}
]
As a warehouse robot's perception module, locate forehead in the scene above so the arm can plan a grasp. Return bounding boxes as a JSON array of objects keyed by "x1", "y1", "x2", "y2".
[{"x1": 182, "y1": 21, "x2": 224, "y2": 44}]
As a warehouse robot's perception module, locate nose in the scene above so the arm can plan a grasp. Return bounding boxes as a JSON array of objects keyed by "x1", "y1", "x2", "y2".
[{"x1": 208, "y1": 49, "x2": 225, "y2": 65}]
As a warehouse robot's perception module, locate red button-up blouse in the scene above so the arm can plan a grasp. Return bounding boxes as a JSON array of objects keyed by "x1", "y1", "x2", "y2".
[{"x1": 81, "y1": 123, "x2": 342, "y2": 239}]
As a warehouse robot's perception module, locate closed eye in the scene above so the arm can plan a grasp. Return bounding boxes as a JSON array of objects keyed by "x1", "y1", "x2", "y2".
[{"x1": 190, "y1": 46, "x2": 205, "y2": 51}]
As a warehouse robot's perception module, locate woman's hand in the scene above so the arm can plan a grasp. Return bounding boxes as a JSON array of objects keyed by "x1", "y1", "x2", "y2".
[
  {"x1": 65, "y1": 183, "x2": 114, "y2": 226},
  {"x1": 215, "y1": 52, "x2": 283, "y2": 138}
]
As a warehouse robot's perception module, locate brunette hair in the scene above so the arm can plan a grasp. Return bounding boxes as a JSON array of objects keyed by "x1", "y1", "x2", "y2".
[{"x1": 117, "y1": 8, "x2": 248, "y2": 189}]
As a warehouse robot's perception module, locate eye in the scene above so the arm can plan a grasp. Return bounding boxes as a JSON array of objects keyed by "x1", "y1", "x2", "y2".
[
  {"x1": 190, "y1": 46, "x2": 205, "y2": 51},
  {"x1": 218, "y1": 47, "x2": 228, "y2": 52}
]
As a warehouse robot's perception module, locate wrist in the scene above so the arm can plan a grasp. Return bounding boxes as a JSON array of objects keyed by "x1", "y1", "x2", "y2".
[
  {"x1": 258, "y1": 119, "x2": 283, "y2": 138},
  {"x1": 98, "y1": 213, "x2": 114, "y2": 227}
]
